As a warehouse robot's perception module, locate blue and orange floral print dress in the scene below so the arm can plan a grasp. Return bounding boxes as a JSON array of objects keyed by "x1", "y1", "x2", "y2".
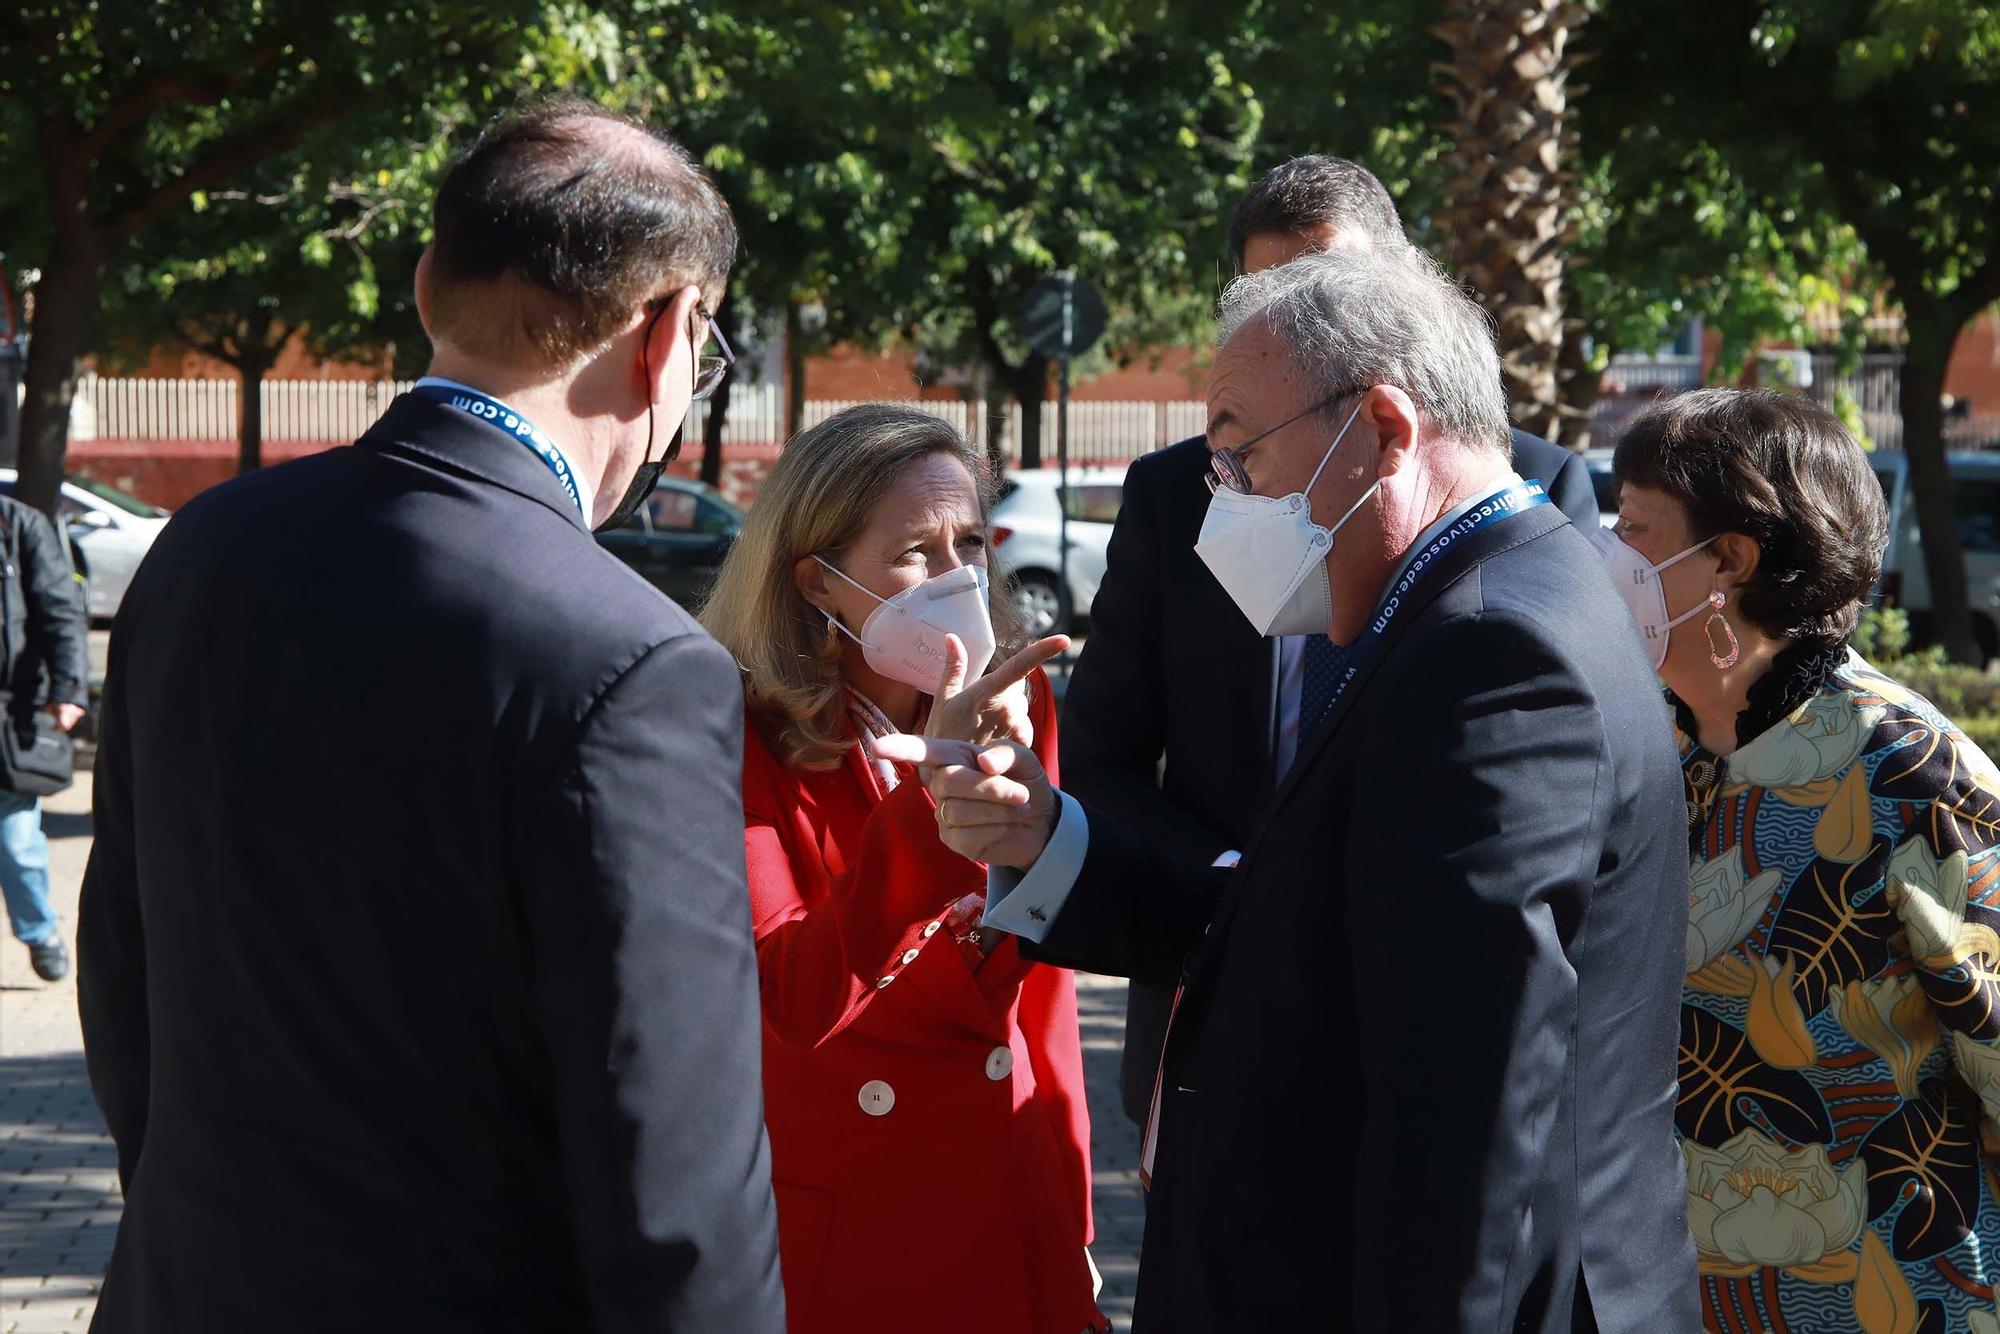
[{"x1": 1678, "y1": 648, "x2": 2000, "y2": 1334}]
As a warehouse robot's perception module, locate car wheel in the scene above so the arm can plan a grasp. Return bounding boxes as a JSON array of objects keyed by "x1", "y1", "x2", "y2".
[{"x1": 1011, "y1": 572, "x2": 1070, "y2": 637}]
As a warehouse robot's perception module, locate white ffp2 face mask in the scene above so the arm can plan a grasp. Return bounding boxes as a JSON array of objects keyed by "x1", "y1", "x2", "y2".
[
  {"x1": 1587, "y1": 526, "x2": 1715, "y2": 670},
  {"x1": 815, "y1": 559, "x2": 998, "y2": 691},
  {"x1": 1194, "y1": 400, "x2": 1376, "y2": 638}
]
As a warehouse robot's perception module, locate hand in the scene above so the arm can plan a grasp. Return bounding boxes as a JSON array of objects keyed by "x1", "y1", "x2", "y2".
[
  {"x1": 47, "y1": 702, "x2": 84, "y2": 734},
  {"x1": 869, "y1": 734, "x2": 1058, "y2": 870},
  {"x1": 924, "y1": 632, "x2": 1069, "y2": 750}
]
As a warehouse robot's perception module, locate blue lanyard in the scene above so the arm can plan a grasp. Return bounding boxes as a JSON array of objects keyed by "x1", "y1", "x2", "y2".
[
  {"x1": 412, "y1": 381, "x2": 585, "y2": 518},
  {"x1": 1325, "y1": 479, "x2": 1551, "y2": 713}
]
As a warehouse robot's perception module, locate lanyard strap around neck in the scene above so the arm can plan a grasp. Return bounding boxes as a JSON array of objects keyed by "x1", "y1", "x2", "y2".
[
  {"x1": 412, "y1": 381, "x2": 584, "y2": 518},
  {"x1": 1327, "y1": 479, "x2": 1551, "y2": 717}
]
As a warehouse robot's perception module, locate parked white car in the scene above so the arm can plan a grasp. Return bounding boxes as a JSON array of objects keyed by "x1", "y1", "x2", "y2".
[
  {"x1": 989, "y1": 465, "x2": 1128, "y2": 636},
  {"x1": 0, "y1": 470, "x2": 170, "y2": 621}
]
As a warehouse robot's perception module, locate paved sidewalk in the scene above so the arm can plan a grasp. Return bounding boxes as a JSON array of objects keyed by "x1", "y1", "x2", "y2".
[
  {"x1": 0, "y1": 768, "x2": 1145, "y2": 1332},
  {"x1": 0, "y1": 774, "x2": 117, "y2": 1333}
]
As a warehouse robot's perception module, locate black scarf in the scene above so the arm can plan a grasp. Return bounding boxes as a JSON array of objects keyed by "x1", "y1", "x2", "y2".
[{"x1": 1671, "y1": 639, "x2": 1849, "y2": 847}]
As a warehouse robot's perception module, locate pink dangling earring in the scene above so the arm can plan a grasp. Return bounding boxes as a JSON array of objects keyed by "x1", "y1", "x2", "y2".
[{"x1": 1705, "y1": 590, "x2": 1740, "y2": 670}]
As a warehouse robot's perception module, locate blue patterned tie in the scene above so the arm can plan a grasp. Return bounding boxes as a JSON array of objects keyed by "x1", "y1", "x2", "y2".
[{"x1": 1300, "y1": 634, "x2": 1349, "y2": 737}]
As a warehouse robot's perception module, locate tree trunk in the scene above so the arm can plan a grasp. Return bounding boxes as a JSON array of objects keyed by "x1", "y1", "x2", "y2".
[
  {"x1": 1552, "y1": 316, "x2": 1600, "y2": 449},
  {"x1": 700, "y1": 365, "x2": 731, "y2": 489},
  {"x1": 1018, "y1": 393, "x2": 1043, "y2": 471},
  {"x1": 1900, "y1": 315, "x2": 1978, "y2": 663},
  {"x1": 237, "y1": 359, "x2": 267, "y2": 474},
  {"x1": 988, "y1": 350, "x2": 1048, "y2": 470},
  {"x1": 15, "y1": 224, "x2": 108, "y2": 515},
  {"x1": 784, "y1": 300, "x2": 807, "y2": 440},
  {"x1": 1432, "y1": 0, "x2": 1585, "y2": 444},
  {"x1": 981, "y1": 395, "x2": 1008, "y2": 480}
]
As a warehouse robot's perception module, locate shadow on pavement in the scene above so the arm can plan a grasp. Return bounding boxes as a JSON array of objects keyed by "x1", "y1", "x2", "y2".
[{"x1": 0, "y1": 1050, "x2": 123, "y2": 1281}]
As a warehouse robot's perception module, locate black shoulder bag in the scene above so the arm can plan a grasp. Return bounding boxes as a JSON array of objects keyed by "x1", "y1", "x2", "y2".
[{"x1": 0, "y1": 505, "x2": 75, "y2": 797}]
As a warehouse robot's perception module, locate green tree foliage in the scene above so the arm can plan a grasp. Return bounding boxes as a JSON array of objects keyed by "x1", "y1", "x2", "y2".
[
  {"x1": 97, "y1": 138, "x2": 447, "y2": 473},
  {"x1": 0, "y1": 0, "x2": 542, "y2": 513},
  {"x1": 631, "y1": 0, "x2": 1262, "y2": 466},
  {"x1": 1584, "y1": 0, "x2": 2000, "y2": 661}
]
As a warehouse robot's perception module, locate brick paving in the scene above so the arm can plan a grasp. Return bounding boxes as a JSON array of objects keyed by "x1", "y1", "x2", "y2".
[
  {"x1": 0, "y1": 774, "x2": 116, "y2": 1334},
  {"x1": 0, "y1": 768, "x2": 1146, "y2": 1332}
]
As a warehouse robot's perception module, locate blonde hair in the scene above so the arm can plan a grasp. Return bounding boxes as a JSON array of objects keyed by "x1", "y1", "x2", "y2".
[{"x1": 702, "y1": 404, "x2": 1024, "y2": 771}]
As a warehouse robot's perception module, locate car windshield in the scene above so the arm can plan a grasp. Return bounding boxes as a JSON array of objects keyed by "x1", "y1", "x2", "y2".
[{"x1": 67, "y1": 474, "x2": 168, "y2": 518}]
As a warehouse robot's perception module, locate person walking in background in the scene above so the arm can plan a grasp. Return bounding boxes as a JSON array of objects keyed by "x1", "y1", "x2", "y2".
[
  {"x1": 76, "y1": 98, "x2": 783, "y2": 1332},
  {"x1": 701, "y1": 405, "x2": 1105, "y2": 1334},
  {"x1": 0, "y1": 490, "x2": 87, "y2": 983},
  {"x1": 1603, "y1": 389, "x2": 2000, "y2": 1333},
  {"x1": 1060, "y1": 153, "x2": 1600, "y2": 1133}
]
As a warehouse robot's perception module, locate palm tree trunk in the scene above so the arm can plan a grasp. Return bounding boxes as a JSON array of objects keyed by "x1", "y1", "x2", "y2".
[{"x1": 1433, "y1": 0, "x2": 1587, "y2": 445}]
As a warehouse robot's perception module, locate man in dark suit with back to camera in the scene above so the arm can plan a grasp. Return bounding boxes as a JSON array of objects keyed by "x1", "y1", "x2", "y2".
[
  {"x1": 77, "y1": 99, "x2": 784, "y2": 1333},
  {"x1": 1062, "y1": 155, "x2": 1601, "y2": 1130},
  {"x1": 889, "y1": 245, "x2": 1695, "y2": 1331}
]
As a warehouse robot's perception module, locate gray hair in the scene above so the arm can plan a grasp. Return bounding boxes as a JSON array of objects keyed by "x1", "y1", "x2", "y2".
[{"x1": 1215, "y1": 248, "x2": 1510, "y2": 453}]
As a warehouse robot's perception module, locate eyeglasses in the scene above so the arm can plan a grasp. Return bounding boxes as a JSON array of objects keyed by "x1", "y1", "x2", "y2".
[
  {"x1": 1207, "y1": 385, "x2": 1373, "y2": 495},
  {"x1": 691, "y1": 303, "x2": 735, "y2": 401},
  {"x1": 645, "y1": 297, "x2": 736, "y2": 403}
]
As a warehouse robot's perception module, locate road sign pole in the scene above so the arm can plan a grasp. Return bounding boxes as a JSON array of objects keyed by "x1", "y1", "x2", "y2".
[
  {"x1": 1057, "y1": 274, "x2": 1073, "y2": 652},
  {"x1": 1017, "y1": 268, "x2": 1104, "y2": 650}
]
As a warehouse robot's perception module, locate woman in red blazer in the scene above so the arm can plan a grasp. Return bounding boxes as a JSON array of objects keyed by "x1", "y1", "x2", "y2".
[{"x1": 703, "y1": 404, "x2": 1106, "y2": 1334}]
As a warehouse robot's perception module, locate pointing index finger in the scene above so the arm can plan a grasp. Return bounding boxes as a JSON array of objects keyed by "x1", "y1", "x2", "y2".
[{"x1": 970, "y1": 635, "x2": 1071, "y2": 700}]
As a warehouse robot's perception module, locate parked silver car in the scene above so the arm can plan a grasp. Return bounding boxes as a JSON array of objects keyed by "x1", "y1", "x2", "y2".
[
  {"x1": 989, "y1": 466, "x2": 1127, "y2": 635},
  {"x1": 1869, "y1": 451, "x2": 2000, "y2": 662},
  {"x1": 0, "y1": 470, "x2": 169, "y2": 621}
]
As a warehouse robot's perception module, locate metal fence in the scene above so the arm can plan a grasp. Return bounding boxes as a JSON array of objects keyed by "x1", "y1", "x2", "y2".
[
  {"x1": 68, "y1": 375, "x2": 1210, "y2": 465},
  {"x1": 1595, "y1": 351, "x2": 1922, "y2": 452},
  {"x1": 73, "y1": 374, "x2": 415, "y2": 443},
  {"x1": 71, "y1": 356, "x2": 1991, "y2": 461},
  {"x1": 1602, "y1": 354, "x2": 1704, "y2": 394},
  {"x1": 1809, "y1": 351, "x2": 1907, "y2": 450}
]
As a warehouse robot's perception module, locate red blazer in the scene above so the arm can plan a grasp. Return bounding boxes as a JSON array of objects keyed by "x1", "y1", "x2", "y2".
[{"x1": 741, "y1": 671, "x2": 1100, "y2": 1334}]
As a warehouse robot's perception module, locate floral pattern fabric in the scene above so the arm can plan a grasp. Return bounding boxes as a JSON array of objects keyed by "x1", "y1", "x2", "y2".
[{"x1": 1679, "y1": 652, "x2": 2000, "y2": 1333}]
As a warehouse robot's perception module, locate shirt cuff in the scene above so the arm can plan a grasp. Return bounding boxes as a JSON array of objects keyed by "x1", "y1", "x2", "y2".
[
  {"x1": 982, "y1": 790, "x2": 1089, "y2": 944},
  {"x1": 1211, "y1": 849, "x2": 1242, "y2": 869}
]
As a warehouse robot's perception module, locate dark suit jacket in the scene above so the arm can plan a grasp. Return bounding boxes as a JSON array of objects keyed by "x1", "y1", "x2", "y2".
[
  {"x1": 77, "y1": 396, "x2": 784, "y2": 1333},
  {"x1": 1062, "y1": 429, "x2": 1599, "y2": 1122},
  {"x1": 1036, "y1": 503, "x2": 1696, "y2": 1333}
]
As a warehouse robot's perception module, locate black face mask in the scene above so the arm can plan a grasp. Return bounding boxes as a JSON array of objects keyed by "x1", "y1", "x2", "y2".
[
  {"x1": 594, "y1": 303, "x2": 682, "y2": 534},
  {"x1": 596, "y1": 442, "x2": 674, "y2": 533}
]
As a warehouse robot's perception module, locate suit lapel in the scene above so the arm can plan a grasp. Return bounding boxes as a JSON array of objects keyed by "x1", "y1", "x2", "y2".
[{"x1": 1184, "y1": 502, "x2": 1572, "y2": 988}]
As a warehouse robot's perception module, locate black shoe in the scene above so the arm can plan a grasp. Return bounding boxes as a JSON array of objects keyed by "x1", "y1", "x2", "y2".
[{"x1": 28, "y1": 937, "x2": 69, "y2": 982}]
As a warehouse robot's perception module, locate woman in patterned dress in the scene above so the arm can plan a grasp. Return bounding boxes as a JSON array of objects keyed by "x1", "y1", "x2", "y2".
[{"x1": 1608, "y1": 388, "x2": 2000, "y2": 1334}]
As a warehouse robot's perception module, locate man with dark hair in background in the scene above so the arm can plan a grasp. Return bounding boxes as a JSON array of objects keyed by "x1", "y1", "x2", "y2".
[
  {"x1": 77, "y1": 99, "x2": 784, "y2": 1333},
  {"x1": 1064, "y1": 154, "x2": 1600, "y2": 1132}
]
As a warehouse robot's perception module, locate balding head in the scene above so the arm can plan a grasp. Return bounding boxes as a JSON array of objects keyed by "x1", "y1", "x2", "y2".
[
  {"x1": 1216, "y1": 248, "x2": 1509, "y2": 454},
  {"x1": 425, "y1": 98, "x2": 737, "y2": 370}
]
